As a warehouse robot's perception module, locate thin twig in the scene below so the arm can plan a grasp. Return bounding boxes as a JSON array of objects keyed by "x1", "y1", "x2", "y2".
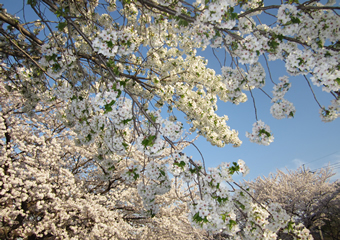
[
  {"x1": 248, "y1": 88, "x2": 258, "y2": 121},
  {"x1": 182, "y1": 140, "x2": 207, "y2": 174},
  {"x1": 303, "y1": 75, "x2": 322, "y2": 109},
  {"x1": 263, "y1": 54, "x2": 276, "y2": 85},
  {"x1": 212, "y1": 49, "x2": 222, "y2": 69},
  {"x1": 233, "y1": 181, "x2": 273, "y2": 217},
  {"x1": 0, "y1": 28, "x2": 57, "y2": 82}
]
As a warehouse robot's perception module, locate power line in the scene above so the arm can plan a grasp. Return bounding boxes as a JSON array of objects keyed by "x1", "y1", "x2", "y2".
[
  {"x1": 304, "y1": 151, "x2": 339, "y2": 166},
  {"x1": 311, "y1": 162, "x2": 340, "y2": 173},
  {"x1": 320, "y1": 162, "x2": 340, "y2": 168}
]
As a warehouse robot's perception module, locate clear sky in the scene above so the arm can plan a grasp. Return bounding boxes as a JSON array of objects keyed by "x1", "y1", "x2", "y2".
[{"x1": 3, "y1": 0, "x2": 340, "y2": 183}]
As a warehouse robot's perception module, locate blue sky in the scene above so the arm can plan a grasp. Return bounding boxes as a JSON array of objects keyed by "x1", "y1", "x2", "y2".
[{"x1": 4, "y1": 0, "x2": 340, "y2": 182}]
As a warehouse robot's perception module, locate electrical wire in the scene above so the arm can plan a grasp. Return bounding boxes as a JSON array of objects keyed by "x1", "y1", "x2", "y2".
[
  {"x1": 304, "y1": 151, "x2": 339, "y2": 165},
  {"x1": 311, "y1": 162, "x2": 340, "y2": 173}
]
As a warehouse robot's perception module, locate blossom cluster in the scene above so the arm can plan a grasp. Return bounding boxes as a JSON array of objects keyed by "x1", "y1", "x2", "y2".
[
  {"x1": 185, "y1": 159, "x2": 303, "y2": 238},
  {"x1": 92, "y1": 28, "x2": 137, "y2": 57},
  {"x1": 135, "y1": 110, "x2": 183, "y2": 157},
  {"x1": 277, "y1": 4, "x2": 298, "y2": 25},
  {"x1": 39, "y1": 44, "x2": 76, "y2": 78},
  {"x1": 319, "y1": 105, "x2": 339, "y2": 122},
  {"x1": 270, "y1": 76, "x2": 296, "y2": 119},
  {"x1": 121, "y1": 162, "x2": 143, "y2": 184},
  {"x1": 235, "y1": 35, "x2": 266, "y2": 65},
  {"x1": 137, "y1": 161, "x2": 171, "y2": 215},
  {"x1": 169, "y1": 152, "x2": 190, "y2": 177},
  {"x1": 200, "y1": 0, "x2": 237, "y2": 29},
  {"x1": 247, "y1": 63, "x2": 266, "y2": 88},
  {"x1": 222, "y1": 66, "x2": 248, "y2": 105},
  {"x1": 246, "y1": 120, "x2": 274, "y2": 146}
]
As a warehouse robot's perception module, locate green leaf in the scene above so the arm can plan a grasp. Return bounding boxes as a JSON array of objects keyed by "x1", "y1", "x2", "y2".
[
  {"x1": 122, "y1": 142, "x2": 129, "y2": 150},
  {"x1": 57, "y1": 22, "x2": 67, "y2": 31},
  {"x1": 55, "y1": 6, "x2": 69, "y2": 17},
  {"x1": 258, "y1": 128, "x2": 271, "y2": 137},
  {"x1": 287, "y1": 221, "x2": 294, "y2": 231},
  {"x1": 86, "y1": 134, "x2": 92, "y2": 142},
  {"x1": 268, "y1": 39, "x2": 279, "y2": 52},
  {"x1": 122, "y1": 118, "x2": 132, "y2": 125},
  {"x1": 104, "y1": 100, "x2": 116, "y2": 113},
  {"x1": 325, "y1": 51, "x2": 332, "y2": 57},
  {"x1": 231, "y1": 41, "x2": 238, "y2": 51},
  {"x1": 142, "y1": 135, "x2": 156, "y2": 148},
  {"x1": 297, "y1": 57, "x2": 304, "y2": 66},
  {"x1": 111, "y1": 83, "x2": 122, "y2": 97},
  {"x1": 228, "y1": 220, "x2": 237, "y2": 230},
  {"x1": 286, "y1": 0, "x2": 299, "y2": 3},
  {"x1": 64, "y1": 6, "x2": 70, "y2": 14},
  {"x1": 7, "y1": 25, "x2": 14, "y2": 31},
  {"x1": 159, "y1": 169, "x2": 166, "y2": 177},
  {"x1": 147, "y1": 209, "x2": 156, "y2": 218},
  {"x1": 107, "y1": 40, "x2": 114, "y2": 48},
  {"x1": 120, "y1": 80, "x2": 127, "y2": 87},
  {"x1": 52, "y1": 63, "x2": 61, "y2": 72},
  {"x1": 231, "y1": 12, "x2": 238, "y2": 20},
  {"x1": 45, "y1": 53, "x2": 58, "y2": 62},
  {"x1": 174, "y1": 160, "x2": 186, "y2": 169},
  {"x1": 217, "y1": 196, "x2": 228, "y2": 204},
  {"x1": 178, "y1": 19, "x2": 189, "y2": 27},
  {"x1": 27, "y1": 0, "x2": 37, "y2": 7},
  {"x1": 336, "y1": 78, "x2": 340, "y2": 85},
  {"x1": 70, "y1": 95, "x2": 78, "y2": 101},
  {"x1": 277, "y1": 34, "x2": 284, "y2": 41},
  {"x1": 55, "y1": 8, "x2": 63, "y2": 17},
  {"x1": 122, "y1": 0, "x2": 131, "y2": 5},
  {"x1": 108, "y1": 165, "x2": 115, "y2": 171},
  {"x1": 113, "y1": 66, "x2": 120, "y2": 75},
  {"x1": 290, "y1": 16, "x2": 300, "y2": 24},
  {"x1": 107, "y1": 59, "x2": 115, "y2": 68},
  {"x1": 193, "y1": 212, "x2": 208, "y2": 224},
  {"x1": 149, "y1": 113, "x2": 157, "y2": 123},
  {"x1": 315, "y1": 38, "x2": 323, "y2": 48}
]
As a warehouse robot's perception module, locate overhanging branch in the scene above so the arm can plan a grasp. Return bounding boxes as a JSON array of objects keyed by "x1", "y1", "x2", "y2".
[{"x1": 0, "y1": 12, "x2": 43, "y2": 45}]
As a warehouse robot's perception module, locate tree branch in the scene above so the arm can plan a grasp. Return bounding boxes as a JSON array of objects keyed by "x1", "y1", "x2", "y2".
[{"x1": 0, "y1": 12, "x2": 43, "y2": 45}]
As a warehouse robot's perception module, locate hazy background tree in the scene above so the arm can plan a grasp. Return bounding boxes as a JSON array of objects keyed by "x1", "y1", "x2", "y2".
[{"x1": 246, "y1": 168, "x2": 340, "y2": 239}]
